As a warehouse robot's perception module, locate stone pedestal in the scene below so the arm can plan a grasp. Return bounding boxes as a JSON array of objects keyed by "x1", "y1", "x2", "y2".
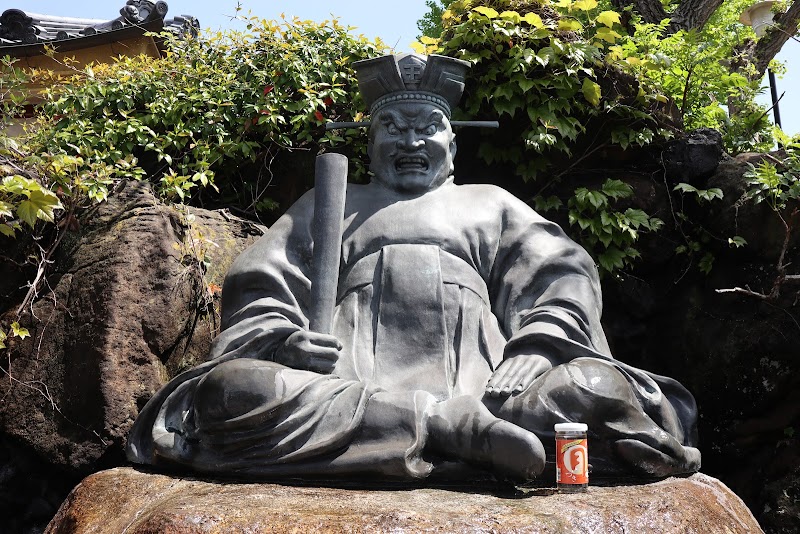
[{"x1": 45, "y1": 467, "x2": 762, "y2": 533}]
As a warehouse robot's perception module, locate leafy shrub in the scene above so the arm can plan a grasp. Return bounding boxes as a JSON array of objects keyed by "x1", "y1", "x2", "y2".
[{"x1": 30, "y1": 17, "x2": 385, "y2": 214}]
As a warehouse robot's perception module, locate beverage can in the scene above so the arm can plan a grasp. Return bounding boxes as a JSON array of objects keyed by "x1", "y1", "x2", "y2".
[{"x1": 554, "y1": 422, "x2": 588, "y2": 492}]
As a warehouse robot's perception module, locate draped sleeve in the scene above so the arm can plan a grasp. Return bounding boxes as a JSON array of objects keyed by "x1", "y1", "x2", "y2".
[
  {"x1": 484, "y1": 189, "x2": 612, "y2": 364},
  {"x1": 208, "y1": 191, "x2": 317, "y2": 362}
]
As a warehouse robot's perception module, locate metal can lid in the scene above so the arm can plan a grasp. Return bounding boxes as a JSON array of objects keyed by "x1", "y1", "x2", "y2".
[{"x1": 554, "y1": 422, "x2": 588, "y2": 432}]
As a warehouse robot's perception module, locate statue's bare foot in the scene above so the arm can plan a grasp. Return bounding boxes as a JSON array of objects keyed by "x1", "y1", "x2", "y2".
[
  {"x1": 615, "y1": 439, "x2": 701, "y2": 477},
  {"x1": 427, "y1": 396, "x2": 545, "y2": 481}
]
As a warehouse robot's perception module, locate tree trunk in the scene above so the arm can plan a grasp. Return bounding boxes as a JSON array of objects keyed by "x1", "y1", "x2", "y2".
[{"x1": 611, "y1": 0, "x2": 723, "y2": 33}]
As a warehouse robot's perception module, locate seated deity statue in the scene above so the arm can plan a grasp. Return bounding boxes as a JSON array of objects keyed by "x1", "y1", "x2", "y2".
[{"x1": 127, "y1": 53, "x2": 701, "y2": 482}]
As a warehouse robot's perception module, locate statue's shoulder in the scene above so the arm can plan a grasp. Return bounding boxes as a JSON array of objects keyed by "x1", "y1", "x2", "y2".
[{"x1": 451, "y1": 183, "x2": 534, "y2": 214}]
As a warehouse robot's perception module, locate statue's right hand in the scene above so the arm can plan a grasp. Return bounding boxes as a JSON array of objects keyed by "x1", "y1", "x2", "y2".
[{"x1": 275, "y1": 330, "x2": 343, "y2": 374}]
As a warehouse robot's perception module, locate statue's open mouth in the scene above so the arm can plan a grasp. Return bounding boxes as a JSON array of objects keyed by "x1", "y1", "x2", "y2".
[{"x1": 395, "y1": 156, "x2": 428, "y2": 172}]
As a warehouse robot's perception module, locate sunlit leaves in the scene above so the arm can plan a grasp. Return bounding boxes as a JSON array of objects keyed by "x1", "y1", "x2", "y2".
[
  {"x1": 596, "y1": 11, "x2": 621, "y2": 28},
  {"x1": 581, "y1": 78, "x2": 601, "y2": 106}
]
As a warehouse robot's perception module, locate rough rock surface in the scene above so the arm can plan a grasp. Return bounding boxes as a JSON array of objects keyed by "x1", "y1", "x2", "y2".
[
  {"x1": 45, "y1": 468, "x2": 762, "y2": 533},
  {"x1": 0, "y1": 181, "x2": 262, "y2": 531}
]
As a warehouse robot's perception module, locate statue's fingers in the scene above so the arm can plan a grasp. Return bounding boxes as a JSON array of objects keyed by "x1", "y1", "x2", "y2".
[
  {"x1": 487, "y1": 360, "x2": 522, "y2": 396},
  {"x1": 498, "y1": 360, "x2": 530, "y2": 394},
  {"x1": 307, "y1": 332, "x2": 343, "y2": 350},
  {"x1": 486, "y1": 362, "x2": 513, "y2": 393}
]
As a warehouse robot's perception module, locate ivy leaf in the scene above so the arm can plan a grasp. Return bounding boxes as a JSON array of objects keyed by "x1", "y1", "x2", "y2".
[
  {"x1": 0, "y1": 200, "x2": 13, "y2": 218},
  {"x1": 582, "y1": 78, "x2": 601, "y2": 106},
  {"x1": 523, "y1": 12, "x2": 545, "y2": 28},
  {"x1": 499, "y1": 11, "x2": 521, "y2": 23},
  {"x1": 536, "y1": 47, "x2": 555, "y2": 67},
  {"x1": 624, "y1": 208, "x2": 650, "y2": 228},
  {"x1": 473, "y1": 6, "x2": 499, "y2": 18},
  {"x1": 1, "y1": 175, "x2": 29, "y2": 195},
  {"x1": 10, "y1": 321, "x2": 30, "y2": 339},
  {"x1": 534, "y1": 195, "x2": 563, "y2": 212},
  {"x1": 558, "y1": 19, "x2": 583, "y2": 32},
  {"x1": 596, "y1": 10, "x2": 621, "y2": 27},
  {"x1": 573, "y1": 0, "x2": 599, "y2": 11},
  {"x1": 594, "y1": 27, "x2": 621, "y2": 43},
  {"x1": 0, "y1": 224, "x2": 15, "y2": 238},
  {"x1": 16, "y1": 190, "x2": 63, "y2": 227},
  {"x1": 673, "y1": 183, "x2": 698, "y2": 193},
  {"x1": 699, "y1": 253, "x2": 715, "y2": 274},
  {"x1": 599, "y1": 246, "x2": 627, "y2": 273},
  {"x1": 728, "y1": 236, "x2": 748, "y2": 248},
  {"x1": 602, "y1": 179, "x2": 632, "y2": 199}
]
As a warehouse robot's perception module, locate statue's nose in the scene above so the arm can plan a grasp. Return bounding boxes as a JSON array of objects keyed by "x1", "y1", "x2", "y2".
[{"x1": 397, "y1": 131, "x2": 424, "y2": 150}]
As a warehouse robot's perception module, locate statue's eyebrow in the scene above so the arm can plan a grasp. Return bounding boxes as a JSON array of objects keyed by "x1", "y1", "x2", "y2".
[
  {"x1": 378, "y1": 110, "x2": 408, "y2": 128},
  {"x1": 423, "y1": 109, "x2": 445, "y2": 125}
]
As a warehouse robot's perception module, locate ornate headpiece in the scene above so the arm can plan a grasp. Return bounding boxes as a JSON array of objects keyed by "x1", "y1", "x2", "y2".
[{"x1": 352, "y1": 53, "x2": 470, "y2": 119}]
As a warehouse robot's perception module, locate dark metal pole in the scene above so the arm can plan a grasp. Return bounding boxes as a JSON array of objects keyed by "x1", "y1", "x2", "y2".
[{"x1": 768, "y1": 68, "x2": 782, "y2": 129}]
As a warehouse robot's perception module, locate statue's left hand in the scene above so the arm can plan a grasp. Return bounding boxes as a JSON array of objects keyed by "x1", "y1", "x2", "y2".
[{"x1": 485, "y1": 354, "x2": 552, "y2": 397}]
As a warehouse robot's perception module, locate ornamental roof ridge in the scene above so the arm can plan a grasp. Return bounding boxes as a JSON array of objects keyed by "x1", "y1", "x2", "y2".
[{"x1": 0, "y1": 1, "x2": 198, "y2": 48}]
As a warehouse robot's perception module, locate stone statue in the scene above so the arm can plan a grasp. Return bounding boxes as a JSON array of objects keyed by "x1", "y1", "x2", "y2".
[{"x1": 127, "y1": 53, "x2": 701, "y2": 482}]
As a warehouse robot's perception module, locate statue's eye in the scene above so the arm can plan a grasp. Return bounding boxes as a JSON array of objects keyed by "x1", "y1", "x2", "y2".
[
  {"x1": 422, "y1": 124, "x2": 437, "y2": 136},
  {"x1": 387, "y1": 124, "x2": 400, "y2": 135}
]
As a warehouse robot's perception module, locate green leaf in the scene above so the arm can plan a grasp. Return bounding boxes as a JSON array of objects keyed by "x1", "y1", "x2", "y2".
[
  {"x1": 596, "y1": 10, "x2": 621, "y2": 27},
  {"x1": 1, "y1": 175, "x2": 29, "y2": 195},
  {"x1": 523, "y1": 12, "x2": 545, "y2": 28},
  {"x1": 0, "y1": 200, "x2": 13, "y2": 217},
  {"x1": 599, "y1": 246, "x2": 627, "y2": 273},
  {"x1": 474, "y1": 6, "x2": 499, "y2": 18},
  {"x1": 10, "y1": 321, "x2": 29, "y2": 339},
  {"x1": 601, "y1": 179, "x2": 632, "y2": 199},
  {"x1": 699, "y1": 252, "x2": 714, "y2": 274},
  {"x1": 499, "y1": 11, "x2": 521, "y2": 23},
  {"x1": 586, "y1": 191, "x2": 607, "y2": 209},
  {"x1": 573, "y1": 0, "x2": 598, "y2": 10},
  {"x1": 558, "y1": 19, "x2": 583, "y2": 32},
  {"x1": 582, "y1": 78, "x2": 601, "y2": 106},
  {"x1": 16, "y1": 189, "x2": 63, "y2": 227},
  {"x1": 624, "y1": 209, "x2": 650, "y2": 228},
  {"x1": 673, "y1": 183, "x2": 698, "y2": 194},
  {"x1": 594, "y1": 27, "x2": 621, "y2": 44},
  {"x1": 534, "y1": 195, "x2": 563, "y2": 212},
  {"x1": 0, "y1": 224, "x2": 15, "y2": 238},
  {"x1": 728, "y1": 236, "x2": 748, "y2": 248}
]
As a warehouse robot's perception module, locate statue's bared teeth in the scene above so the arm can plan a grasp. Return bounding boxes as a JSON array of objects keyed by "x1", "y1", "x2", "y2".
[{"x1": 396, "y1": 157, "x2": 428, "y2": 170}]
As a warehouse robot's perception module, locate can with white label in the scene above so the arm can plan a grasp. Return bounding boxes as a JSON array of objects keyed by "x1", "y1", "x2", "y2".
[{"x1": 554, "y1": 422, "x2": 588, "y2": 492}]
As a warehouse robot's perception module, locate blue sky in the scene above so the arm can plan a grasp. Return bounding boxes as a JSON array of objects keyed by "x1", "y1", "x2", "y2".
[{"x1": 13, "y1": 0, "x2": 800, "y2": 136}]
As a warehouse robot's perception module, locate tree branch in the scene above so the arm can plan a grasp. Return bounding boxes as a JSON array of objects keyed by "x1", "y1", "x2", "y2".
[
  {"x1": 752, "y1": 1, "x2": 800, "y2": 79},
  {"x1": 611, "y1": 0, "x2": 723, "y2": 33}
]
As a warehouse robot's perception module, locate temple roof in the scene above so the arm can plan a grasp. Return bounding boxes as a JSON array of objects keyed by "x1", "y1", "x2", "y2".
[{"x1": 0, "y1": 1, "x2": 198, "y2": 54}]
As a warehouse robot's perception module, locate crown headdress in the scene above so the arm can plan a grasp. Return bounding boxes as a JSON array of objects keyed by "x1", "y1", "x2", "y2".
[
  {"x1": 325, "y1": 54, "x2": 497, "y2": 131},
  {"x1": 352, "y1": 54, "x2": 470, "y2": 119}
]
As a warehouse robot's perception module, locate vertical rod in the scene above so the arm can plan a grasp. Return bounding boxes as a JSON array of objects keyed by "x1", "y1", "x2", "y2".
[
  {"x1": 309, "y1": 153, "x2": 348, "y2": 334},
  {"x1": 768, "y1": 68, "x2": 782, "y2": 129}
]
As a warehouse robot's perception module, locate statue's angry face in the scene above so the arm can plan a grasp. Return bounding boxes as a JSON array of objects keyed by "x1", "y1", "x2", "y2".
[{"x1": 368, "y1": 102, "x2": 456, "y2": 193}]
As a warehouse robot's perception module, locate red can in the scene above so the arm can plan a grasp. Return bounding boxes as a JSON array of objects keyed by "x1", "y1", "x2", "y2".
[{"x1": 554, "y1": 422, "x2": 588, "y2": 492}]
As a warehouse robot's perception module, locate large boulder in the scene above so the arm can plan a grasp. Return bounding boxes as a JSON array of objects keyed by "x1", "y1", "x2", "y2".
[
  {"x1": 600, "y1": 148, "x2": 800, "y2": 534},
  {"x1": 0, "y1": 181, "x2": 262, "y2": 531},
  {"x1": 45, "y1": 468, "x2": 762, "y2": 533}
]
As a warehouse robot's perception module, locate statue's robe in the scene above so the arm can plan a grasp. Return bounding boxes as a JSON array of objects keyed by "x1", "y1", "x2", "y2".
[{"x1": 127, "y1": 179, "x2": 698, "y2": 478}]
